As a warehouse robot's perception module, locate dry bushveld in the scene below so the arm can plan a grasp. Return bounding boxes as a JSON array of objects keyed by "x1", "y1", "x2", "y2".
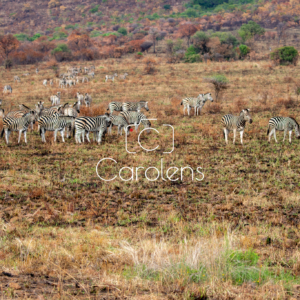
[{"x1": 1, "y1": 57, "x2": 300, "y2": 299}]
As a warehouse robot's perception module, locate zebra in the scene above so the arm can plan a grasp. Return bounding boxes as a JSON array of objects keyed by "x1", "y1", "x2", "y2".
[
  {"x1": 14, "y1": 76, "x2": 20, "y2": 83},
  {"x1": 108, "y1": 115, "x2": 129, "y2": 136},
  {"x1": 3, "y1": 85, "x2": 12, "y2": 93},
  {"x1": 119, "y1": 111, "x2": 151, "y2": 133},
  {"x1": 23, "y1": 73, "x2": 29, "y2": 76},
  {"x1": 65, "y1": 79, "x2": 76, "y2": 87},
  {"x1": 38, "y1": 115, "x2": 75, "y2": 143},
  {"x1": 119, "y1": 73, "x2": 128, "y2": 80},
  {"x1": 36, "y1": 68, "x2": 39, "y2": 74},
  {"x1": 122, "y1": 101, "x2": 149, "y2": 113},
  {"x1": 59, "y1": 102, "x2": 80, "y2": 118},
  {"x1": 105, "y1": 73, "x2": 117, "y2": 82},
  {"x1": 195, "y1": 93, "x2": 214, "y2": 115},
  {"x1": 84, "y1": 93, "x2": 92, "y2": 107},
  {"x1": 84, "y1": 67, "x2": 90, "y2": 73},
  {"x1": 82, "y1": 77, "x2": 89, "y2": 83},
  {"x1": 267, "y1": 117, "x2": 300, "y2": 143},
  {"x1": 88, "y1": 72, "x2": 95, "y2": 78},
  {"x1": 77, "y1": 92, "x2": 84, "y2": 104},
  {"x1": 107, "y1": 102, "x2": 123, "y2": 115},
  {"x1": 6, "y1": 105, "x2": 37, "y2": 130},
  {"x1": 59, "y1": 79, "x2": 66, "y2": 88},
  {"x1": 43, "y1": 79, "x2": 47, "y2": 87},
  {"x1": 75, "y1": 114, "x2": 111, "y2": 144},
  {"x1": 0, "y1": 111, "x2": 36, "y2": 144},
  {"x1": 181, "y1": 93, "x2": 213, "y2": 116},
  {"x1": 90, "y1": 65, "x2": 95, "y2": 71},
  {"x1": 50, "y1": 79, "x2": 53, "y2": 86},
  {"x1": 50, "y1": 92, "x2": 61, "y2": 106},
  {"x1": 221, "y1": 109, "x2": 253, "y2": 145},
  {"x1": 0, "y1": 108, "x2": 5, "y2": 118}
]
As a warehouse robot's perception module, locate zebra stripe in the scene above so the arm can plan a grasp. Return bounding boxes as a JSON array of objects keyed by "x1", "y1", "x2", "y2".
[
  {"x1": 267, "y1": 117, "x2": 300, "y2": 143},
  {"x1": 107, "y1": 102, "x2": 123, "y2": 114},
  {"x1": 0, "y1": 111, "x2": 36, "y2": 144},
  {"x1": 75, "y1": 114, "x2": 111, "y2": 144},
  {"x1": 108, "y1": 115, "x2": 129, "y2": 136},
  {"x1": 119, "y1": 111, "x2": 151, "y2": 132},
  {"x1": 221, "y1": 109, "x2": 253, "y2": 145},
  {"x1": 38, "y1": 115, "x2": 75, "y2": 142},
  {"x1": 122, "y1": 101, "x2": 149, "y2": 113}
]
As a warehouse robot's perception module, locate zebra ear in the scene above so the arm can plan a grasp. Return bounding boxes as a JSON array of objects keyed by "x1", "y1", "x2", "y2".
[{"x1": 247, "y1": 108, "x2": 251, "y2": 111}]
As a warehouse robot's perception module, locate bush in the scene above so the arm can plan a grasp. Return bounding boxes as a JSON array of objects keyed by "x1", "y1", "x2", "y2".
[
  {"x1": 90, "y1": 30, "x2": 102, "y2": 38},
  {"x1": 192, "y1": 31, "x2": 209, "y2": 53},
  {"x1": 270, "y1": 46, "x2": 299, "y2": 66},
  {"x1": 51, "y1": 31, "x2": 68, "y2": 40},
  {"x1": 239, "y1": 44, "x2": 250, "y2": 58},
  {"x1": 118, "y1": 27, "x2": 127, "y2": 36},
  {"x1": 51, "y1": 43, "x2": 70, "y2": 55},
  {"x1": 184, "y1": 45, "x2": 201, "y2": 63},
  {"x1": 14, "y1": 33, "x2": 29, "y2": 42},
  {"x1": 211, "y1": 32, "x2": 239, "y2": 47},
  {"x1": 90, "y1": 5, "x2": 99, "y2": 13},
  {"x1": 163, "y1": 4, "x2": 171, "y2": 10}
]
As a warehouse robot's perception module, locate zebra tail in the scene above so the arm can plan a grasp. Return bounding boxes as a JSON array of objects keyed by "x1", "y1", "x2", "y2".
[
  {"x1": 180, "y1": 101, "x2": 183, "y2": 105},
  {"x1": 72, "y1": 127, "x2": 75, "y2": 138},
  {"x1": 267, "y1": 126, "x2": 270, "y2": 136},
  {"x1": 39, "y1": 128, "x2": 42, "y2": 136},
  {"x1": 0, "y1": 129, "x2": 4, "y2": 138}
]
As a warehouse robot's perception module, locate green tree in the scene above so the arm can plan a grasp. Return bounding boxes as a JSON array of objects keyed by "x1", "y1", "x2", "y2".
[
  {"x1": 191, "y1": 0, "x2": 228, "y2": 9},
  {"x1": 192, "y1": 31, "x2": 209, "y2": 53},
  {"x1": 239, "y1": 44, "x2": 250, "y2": 58},
  {"x1": 51, "y1": 43, "x2": 70, "y2": 55},
  {"x1": 270, "y1": 46, "x2": 298, "y2": 66},
  {"x1": 238, "y1": 21, "x2": 265, "y2": 42},
  {"x1": 118, "y1": 27, "x2": 127, "y2": 36}
]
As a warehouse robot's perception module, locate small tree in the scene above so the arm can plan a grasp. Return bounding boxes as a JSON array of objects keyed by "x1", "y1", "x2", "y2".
[
  {"x1": 204, "y1": 75, "x2": 229, "y2": 101},
  {"x1": 270, "y1": 46, "x2": 298, "y2": 66},
  {"x1": 192, "y1": 31, "x2": 209, "y2": 53},
  {"x1": 118, "y1": 27, "x2": 127, "y2": 36},
  {"x1": 0, "y1": 34, "x2": 20, "y2": 60},
  {"x1": 239, "y1": 44, "x2": 250, "y2": 59},
  {"x1": 238, "y1": 21, "x2": 265, "y2": 42},
  {"x1": 179, "y1": 22, "x2": 198, "y2": 47}
]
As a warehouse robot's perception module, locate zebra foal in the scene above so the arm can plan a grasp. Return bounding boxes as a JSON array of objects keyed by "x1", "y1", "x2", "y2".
[
  {"x1": 267, "y1": 117, "x2": 300, "y2": 143},
  {"x1": 0, "y1": 111, "x2": 36, "y2": 144},
  {"x1": 221, "y1": 109, "x2": 253, "y2": 145}
]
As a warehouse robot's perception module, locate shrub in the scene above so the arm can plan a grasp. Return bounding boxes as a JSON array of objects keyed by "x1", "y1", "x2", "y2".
[
  {"x1": 238, "y1": 21, "x2": 265, "y2": 42},
  {"x1": 184, "y1": 45, "x2": 201, "y2": 63},
  {"x1": 163, "y1": 4, "x2": 171, "y2": 10},
  {"x1": 14, "y1": 33, "x2": 29, "y2": 42},
  {"x1": 118, "y1": 27, "x2": 128, "y2": 36},
  {"x1": 270, "y1": 46, "x2": 299, "y2": 66},
  {"x1": 90, "y1": 31, "x2": 102, "y2": 38},
  {"x1": 51, "y1": 43, "x2": 70, "y2": 55},
  {"x1": 51, "y1": 31, "x2": 68, "y2": 40},
  {"x1": 239, "y1": 44, "x2": 250, "y2": 58},
  {"x1": 192, "y1": 31, "x2": 209, "y2": 53},
  {"x1": 90, "y1": 5, "x2": 99, "y2": 13}
]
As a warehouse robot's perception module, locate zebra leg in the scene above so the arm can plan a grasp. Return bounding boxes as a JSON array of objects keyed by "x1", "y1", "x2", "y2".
[
  {"x1": 86, "y1": 132, "x2": 91, "y2": 143},
  {"x1": 18, "y1": 130, "x2": 22, "y2": 144},
  {"x1": 5, "y1": 129, "x2": 9, "y2": 144},
  {"x1": 268, "y1": 129, "x2": 273, "y2": 142},
  {"x1": 98, "y1": 129, "x2": 104, "y2": 144},
  {"x1": 283, "y1": 129, "x2": 287, "y2": 142},
  {"x1": 289, "y1": 130, "x2": 292, "y2": 143},
  {"x1": 233, "y1": 129, "x2": 236, "y2": 144},
  {"x1": 194, "y1": 106, "x2": 197, "y2": 116},
  {"x1": 223, "y1": 128, "x2": 228, "y2": 145},
  {"x1": 24, "y1": 131, "x2": 27, "y2": 144},
  {"x1": 240, "y1": 130, "x2": 244, "y2": 145},
  {"x1": 54, "y1": 130, "x2": 58, "y2": 142},
  {"x1": 274, "y1": 129, "x2": 278, "y2": 143},
  {"x1": 61, "y1": 130, "x2": 65, "y2": 143}
]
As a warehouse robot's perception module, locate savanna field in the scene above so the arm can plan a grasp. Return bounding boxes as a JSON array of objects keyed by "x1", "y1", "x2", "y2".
[{"x1": 1, "y1": 57, "x2": 300, "y2": 299}]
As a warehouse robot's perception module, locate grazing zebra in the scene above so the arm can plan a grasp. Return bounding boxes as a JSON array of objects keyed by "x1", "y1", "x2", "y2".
[
  {"x1": 88, "y1": 72, "x2": 95, "y2": 78},
  {"x1": 105, "y1": 73, "x2": 118, "y2": 82},
  {"x1": 108, "y1": 115, "x2": 129, "y2": 136},
  {"x1": 267, "y1": 117, "x2": 300, "y2": 143},
  {"x1": 107, "y1": 102, "x2": 123, "y2": 115},
  {"x1": 3, "y1": 85, "x2": 12, "y2": 93},
  {"x1": 195, "y1": 93, "x2": 214, "y2": 115},
  {"x1": 1, "y1": 111, "x2": 36, "y2": 144},
  {"x1": 122, "y1": 101, "x2": 149, "y2": 113},
  {"x1": 119, "y1": 111, "x2": 151, "y2": 133},
  {"x1": 75, "y1": 114, "x2": 111, "y2": 144},
  {"x1": 36, "y1": 68, "x2": 39, "y2": 74},
  {"x1": 59, "y1": 102, "x2": 80, "y2": 118},
  {"x1": 14, "y1": 76, "x2": 20, "y2": 83},
  {"x1": 84, "y1": 93, "x2": 92, "y2": 107},
  {"x1": 119, "y1": 73, "x2": 128, "y2": 80},
  {"x1": 77, "y1": 92, "x2": 84, "y2": 104},
  {"x1": 50, "y1": 92, "x2": 61, "y2": 106},
  {"x1": 221, "y1": 109, "x2": 253, "y2": 145},
  {"x1": 43, "y1": 79, "x2": 47, "y2": 87}
]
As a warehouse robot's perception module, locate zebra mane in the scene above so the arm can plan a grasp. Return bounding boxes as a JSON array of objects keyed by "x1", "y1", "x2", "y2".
[
  {"x1": 289, "y1": 116, "x2": 299, "y2": 126},
  {"x1": 20, "y1": 104, "x2": 31, "y2": 110}
]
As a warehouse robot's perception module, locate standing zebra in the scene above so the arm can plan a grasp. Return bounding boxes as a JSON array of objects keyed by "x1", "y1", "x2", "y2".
[
  {"x1": 105, "y1": 73, "x2": 118, "y2": 82},
  {"x1": 36, "y1": 68, "x2": 39, "y2": 74},
  {"x1": 3, "y1": 85, "x2": 12, "y2": 93},
  {"x1": 88, "y1": 72, "x2": 95, "y2": 78},
  {"x1": 59, "y1": 79, "x2": 66, "y2": 88},
  {"x1": 50, "y1": 92, "x2": 61, "y2": 106},
  {"x1": 221, "y1": 109, "x2": 253, "y2": 145},
  {"x1": 38, "y1": 115, "x2": 75, "y2": 143},
  {"x1": 1, "y1": 111, "x2": 36, "y2": 144},
  {"x1": 119, "y1": 111, "x2": 151, "y2": 133},
  {"x1": 267, "y1": 117, "x2": 300, "y2": 143},
  {"x1": 84, "y1": 93, "x2": 92, "y2": 107},
  {"x1": 119, "y1": 73, "x2": 128, "y2": 80},
  {"x1": 59, "y1": 102, "x2": 80, "y2": 118},
  {"x1": 14, "y1": 76, "x2": 20, "y2": 83},
  {"x1": 75, "y1": 114, "x2": 111, "y2": 144},
  {"x1": 122, "y1": 101, "x2": 149, "y2": 113},
  {"x1": 181, "y1": 93, "x2": 213, "y2": 116},
  {"x1": 108, "y1": 115, "x2": 129, "y2": 136},
  {"x1": 6, "y1": 105, "x2": 36, "y2": 130},
  {"x1": 107, "y1": 102, "x2": 123, "y2": 115}
]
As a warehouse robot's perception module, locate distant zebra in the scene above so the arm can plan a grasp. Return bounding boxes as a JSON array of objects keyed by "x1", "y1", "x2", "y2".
[
  {"x1": 0, "y1": 108, "x2": 5, "y2": 118},
  {"x1": 107, "y1": 102, "x2": 123, "y2": 115},
  {"x1": 77, "y1": 92, "x2": 84, "y2": 104},
  {"x1": 23, "y1": 73, "x2": 29, "y2": 76},
  {"x1": 119, "y1": 73, "x2": 128, "y2": 80},
  {"x1": 50, "y1": 92, "x2": 61, "y2": 106},
  {"x1": 50, "y1": 79, "x2": 53, "y2": 86},
  {"x1": 59, "y1": 79, "x2": 66, "y2": 88},
  {"x1": 59, "y1": 102, "x2": 80, "y2": 118},
  {"x1": 43, "y1": 79, "x2": 48, "y2": 87},
  {"x1": 14, "y1": 76, "x2": 20, "y2": 83},
  {"x1": 105, "y1": 73, "x2": 117, "y2": 82},
  {"x1": 119, "y1": 111, "x2": 151, "y2": 133},
  {"x1": 75, "y1": 114, "x2": 111, "y2": 144},
  {"x1": 84, "y1": 67, "x2": 90, "y2": 73},
  {"x1": 0, "y1": 99, "x2": 2, "y2": 106},
  {"x1": 0, "y1": 111, "x2": 36, "y2": 144},
  {"x1": 36, "y1": 68, "x2": 39, "y2": 74},
  {"x1": 38, "y1": 115, "x2": 75, "y2": 143},
  {"x1": 3, "y1": 85, "x2": 12, "y2": 93},
  {"x1": 84, "y1": 93, "x2": 92, "y2": 107},
  {"x1": 267, "y1": 117, "x2": 300, "y2": 143},
  {"x1": 88, "y1": 72, "x2": 95, "y2": 78},
  {"x1": 66, "y1": 79, "x2": 76, "y2": 87},
  {"x1": 181, "y1": 93, "x2": 213, "y2": 116},
  {"x1": 122, "y1": 101, "x2": 149, "y2": 113},
  {"x1": 108, "y1": 115, "x2": 129, "y2": 136},
  {"x1": 221, "y1": 109, "x2": 253, "y2": 145}
]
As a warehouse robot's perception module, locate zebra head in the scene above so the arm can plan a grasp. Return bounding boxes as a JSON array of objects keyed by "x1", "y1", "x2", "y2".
[
  {"x1": 204, "y1": 93, "x2": 214, "y2": 102},
  {"x1": 241, "y1": 109, "x2": 253, "y2": 124},
  {"x1": 144, "y1": 101, "x2": 149, "y2": 111},
  {"x1": 295, "y1": 124, "x2": 300, "y2": 139},
  {"x1": 25, "y1": 110, "x2": 37, "y2": 124}
]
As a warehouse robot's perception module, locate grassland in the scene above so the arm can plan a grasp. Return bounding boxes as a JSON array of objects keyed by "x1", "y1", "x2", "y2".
[{"x1": 0, "y1": 57, "x2": 300, "y2": 299}]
